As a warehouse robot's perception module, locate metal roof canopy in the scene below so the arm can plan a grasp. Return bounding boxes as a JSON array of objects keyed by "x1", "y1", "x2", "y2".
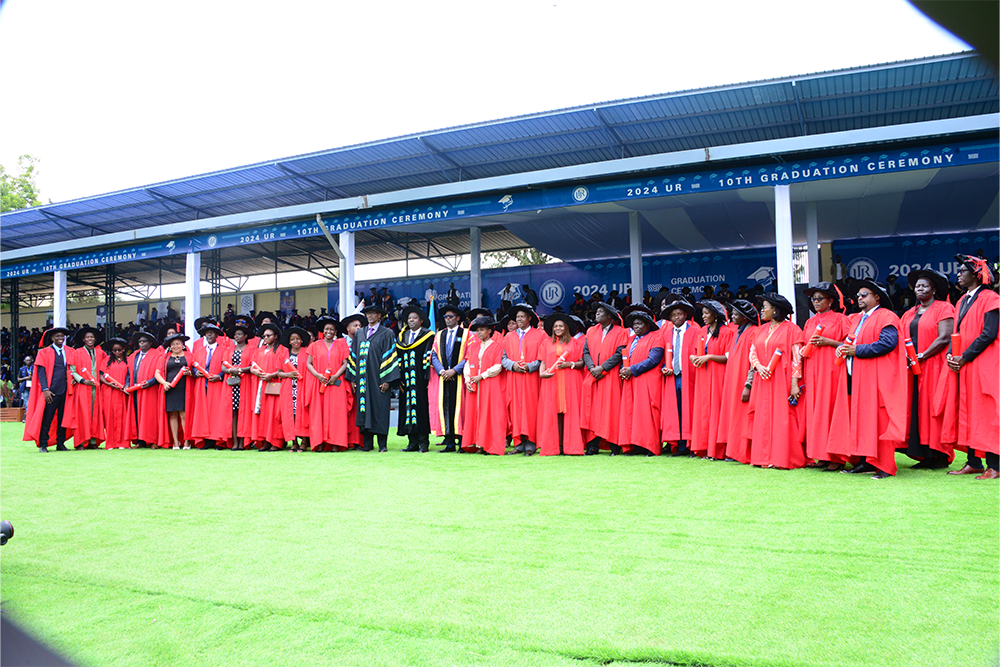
[{"x1": 2, "y1": 52, "x2": 996, "y2": 256}]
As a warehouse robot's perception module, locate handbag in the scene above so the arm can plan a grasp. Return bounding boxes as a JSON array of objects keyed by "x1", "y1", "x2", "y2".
[
  {"x1": 263, "y1": 382, "x2": 281, "y2": 396},
  {"x1": 225, "y1": 375, "x2": 241, "y2": 386}
]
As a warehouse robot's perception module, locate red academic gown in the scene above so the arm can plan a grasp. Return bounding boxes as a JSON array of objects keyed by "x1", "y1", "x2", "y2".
[
  {"x1": 252, "y1": 345, "x2": 291, "y2": 449},
  {"x1": 900, "y1": 299, "x2": 956, "y2": 460},
  {"x1": 22, "y1": 345, "x2": 76, "y2": 448},
  {"x1": 68, "y1": 345, "x2": 107, "y2": 448},
  {"x1": 101, "y1": 359, "x2": 130, "y2": 449},
  {"x1": 580, "y1": 323, "x2": 628, "y2": 446},
  {"x1": 227, "y1": 343, "x2": 257, "y2": 441},
  {"x1": 284, "y1": 349, "x2": 310, "y2": 439},
  {"x1": 618, "y1": 331, "x2": 665, "y2": 454},
  {"x1": 689, "y1": 325, "x2": 735, "y2": 459},
  {"x1": 462, "y1": 332, "x2": 507, "y2": 455},
  {"x1": 719, "y1": 324, "x2": 757, "y2": 464},
  {"x1": 747, "y1": 321, "x2": 806, "y2": 469},
  {"x1": 503, "y1": 327, "x2": 546, "y2": 442},
  {"x1": 661, "y1": 321, "x2": 701, "y2": 448},
  {"x1": 537, "y1": 337, "x2": 586, "y2": 456},
  {"x1": 305, "y1": 338, "x2": 353, "y2": 451},
  {"x1": 949, "y1": 289, "x2": 999, "y2": 456},
  {"x1": 188, "y1": 341, "x2": 234, "y2": 448},
  {"x1": 125, "y1": 349, "x2": 169, "y2": 448},
  {"x1": 801, "y1": 310, "x2": 852, "y2": 464},
  {"x1": 830, "y1": 308, "x2": 908, "y2": 475}
]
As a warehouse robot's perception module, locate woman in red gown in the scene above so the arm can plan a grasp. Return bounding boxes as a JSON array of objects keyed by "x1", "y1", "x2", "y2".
[
  {"x1": 688, "y1": 300, "x2": 735, "y2": 459},
  {"x1": 719, "y1": 299, "x2": 759, "y2": 464},
  {"x1": 251, "y1": 323, "x2": 292, "y2": 451},
  {"x1": 537, "y1": 313, "x2": 586, "y2": 456},
  {"x1": 223, "y1": 322, "x2": 256, "y2": 450},
  {"x1": 900, "y1": 269, "x2": 955, "y2": 468},
  {"x1": 281, "y1": 326, "x2": 312, "y2": 452},
  {"x1": 618, "y1": 309, "x2": 665, "y2": 456},
  {"x1": 747, "y1": 294, "x2": 805, "y2": 470},
  {"x1": 800, "y1": 282, "x2": 852, "y2": 470},
  {"x1": 340, "y1": 314, "x2": 367, "y2": 450},
  {"x1": 100, "y1": 337, "x2": 131, "y2": 449},
  {"x1": 461, "y1": 316, "x2": 507, "y2": 455},
  {"x1": 305, "y1": 316, "x2": 354, "y2": 452}
]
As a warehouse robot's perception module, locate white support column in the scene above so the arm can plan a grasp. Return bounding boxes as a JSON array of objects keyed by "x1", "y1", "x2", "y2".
[
  {"x1": 52, "y1": 270, "x2": 67, "y2": 327},
  {"x1": 184, "y1": 252, "x2": 201, "y2": 340},
  {"x1": 339, "y1": 231, "x2": 355, "y2": 315},
  {"x1": 470, "y1": 227, "x2": 482, "y2": 309},
  {"x1": 629, "y1": 211, "x2": 643, "y2": 301},
  {"x1": 806, "y1": 201, "x2": 819, "y2": 285},
  {"x1": 774, "y1": 185, "x2": 795, "y2": 314}
]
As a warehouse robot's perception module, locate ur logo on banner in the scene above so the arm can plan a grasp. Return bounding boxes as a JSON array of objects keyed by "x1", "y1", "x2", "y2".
[
  {"x1": 848, "y1": 257, "x2": 879, "y2": 281},
  {"x1": 572, "y1": 186, "x2": 589, "y2": 203},
  {"x1": 539, "y1": 279, "x2": 565, "y2": 307}
]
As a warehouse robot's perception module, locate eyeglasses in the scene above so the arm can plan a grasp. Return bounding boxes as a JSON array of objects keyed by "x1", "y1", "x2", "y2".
[
  {"x1": 444, "y1": 314, "x2": 457, "y2": 319},
  {"x1": 809, "y1": 296, "x2": 829, "y2": 302},
  {"x1": 857, "y1": 291, "x2": 873, "y2": 298}
]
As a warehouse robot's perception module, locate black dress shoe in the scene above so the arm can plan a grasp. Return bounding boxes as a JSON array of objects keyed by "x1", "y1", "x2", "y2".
[
  {"x1": 39, "y1": 446, "x2": 48, "y2": 453},
  {"x1": 843, "y1": 462, "x2": 876, "y2": 474},
  {"x1": 401, "y1": 445, "x2": 419, "y2": 452},
  {"x1": 440, "y1": 446, "x2": 456, "y2": 453},
  {"x1": 669, "y1": 449, "x2": 690, "y2": 457},
  {"x1": 584, "y1": 447, "x2": 598, "y2": 456},
  {"x1": 871, "y1": 471, "x2": 892, "y2": 480},
  {"x1": 419, "y1": 447, "x2": 429, "y2": 453},
  {"x1": 378, "y1": 447, "x2": 388, "y2": 453},
  {"x1": 55, "y1": 444, "x2": 69, "y2": 451},
  {"x1": 524, "y1": 449, "x2": 536, "y2": 457}
]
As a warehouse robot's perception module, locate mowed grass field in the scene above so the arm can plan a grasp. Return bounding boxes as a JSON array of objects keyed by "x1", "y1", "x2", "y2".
[{"x1": 0, "y1": 421, "x2": 997, "y2": 667}]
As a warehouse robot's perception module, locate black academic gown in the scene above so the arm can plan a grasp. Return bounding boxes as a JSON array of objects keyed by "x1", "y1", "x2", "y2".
[
  {"x1": 396, "y1": 327, "x2": 435, "y2": 436},
  {"x1": 348, "y1": 324, "x2": 401, "y2": 435}
]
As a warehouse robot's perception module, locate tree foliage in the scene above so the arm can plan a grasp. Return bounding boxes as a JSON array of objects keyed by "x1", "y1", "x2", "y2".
[
  {"x1": 483, "y1": 248, "x2": 553, "y2": 269},
  {"x1": 1, "y1": 154, "x2": 43, "y2": 212}
]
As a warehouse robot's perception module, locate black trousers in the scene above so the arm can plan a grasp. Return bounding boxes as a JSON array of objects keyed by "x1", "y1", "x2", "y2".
[
  {"x1": 38, "y1": 392, "x2": 67, "y2": 447},
  {"x1": 967, "y1": 451, "x2": 1000, "y2": 470}
]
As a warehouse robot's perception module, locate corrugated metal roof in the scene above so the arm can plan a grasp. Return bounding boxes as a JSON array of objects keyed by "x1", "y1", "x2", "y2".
[{"x1": 2, "y1": 52, "x2": 996, "y2": 252}]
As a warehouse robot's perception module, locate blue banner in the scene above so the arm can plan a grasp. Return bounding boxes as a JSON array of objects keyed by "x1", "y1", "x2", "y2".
[
  {"x1": 3, "y1": 138, "x2": 996, "y2": 279},
  {"x1": 832, "y1": 231, "x2": 999, "y2": 283},
  {"x1": 330, "y1": 247, "x2": 778, "y2": 316}
]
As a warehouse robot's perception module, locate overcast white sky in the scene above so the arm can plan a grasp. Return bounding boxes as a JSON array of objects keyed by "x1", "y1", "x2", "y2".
[{"x1": 0, "y1": 0, "x2": 970, "y2": 206}]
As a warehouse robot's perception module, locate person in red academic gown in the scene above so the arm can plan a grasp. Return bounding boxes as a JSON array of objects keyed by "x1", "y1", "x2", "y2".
[
  {"x1": 747, "y1": 293, "x2": 806, "y2": 470},
  {"x1": 462, "y1": 317, "x2": 507, "y2": 455},
  {"x1": 23, "y1": 327, "x2": 75, "y2": 452},
  {"x1": 581, "y1": 302, "x2": 628, "y2": 455},
  {"x1": 224, "y1": 322, "x2": 256, "y2": 450},
  {"x1": 618, "y1": 309, "x2": 665, "y2": 456},
  {"x1": 832, "y1": 281, "x2": 908, "y2": 479},
  {"x1": 305, "y1": 316, "x2": 353, "y2": 451},
  {"x1": 689, "y1": 300, "x2": 735, "y2": 459},
  {"x1": 660, "y1": 301, "x2": 701, "y2": 456},
  {"x1": 187, "y1": 322, "x2": 233, "y2": 449},
  {"x1": 944, "y1": 254, "x2": 999, "y2": 479},
  {"x1": 719, "y1": 300, "x2": 759, "y2": 464},
  {"x1": 125, "y1": 331, "x2": 169, "y2": 448},
  {"x1": 100, "y1": 338, "x2": 131, "y2": 449},
  {"x1": 800, "y1": 282, "x2": 853, "y2": 470},
  {"x1": 537, "y1": 313, "x2": 586, "y2": 456},
  {"x1": 67, "y1": 326, "x2": 107, "y2": 449},
  {"x1": 501, "y1": 304, "x2": 546, "y2": 455},
  {"x1": 899, "y1": 270, "x2": 955, "y2": 468},
  {"x1": 251, "y1": 323, "x2": 292, "y2": 451},
  {"x1": 281, "y1": 326, "x2": 312, "y2": 452}
]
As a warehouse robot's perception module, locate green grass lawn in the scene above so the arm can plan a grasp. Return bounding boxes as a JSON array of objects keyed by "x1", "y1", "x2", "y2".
[{"x1": 1, "y1": 421, "x2": 997, "y2": 667}]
